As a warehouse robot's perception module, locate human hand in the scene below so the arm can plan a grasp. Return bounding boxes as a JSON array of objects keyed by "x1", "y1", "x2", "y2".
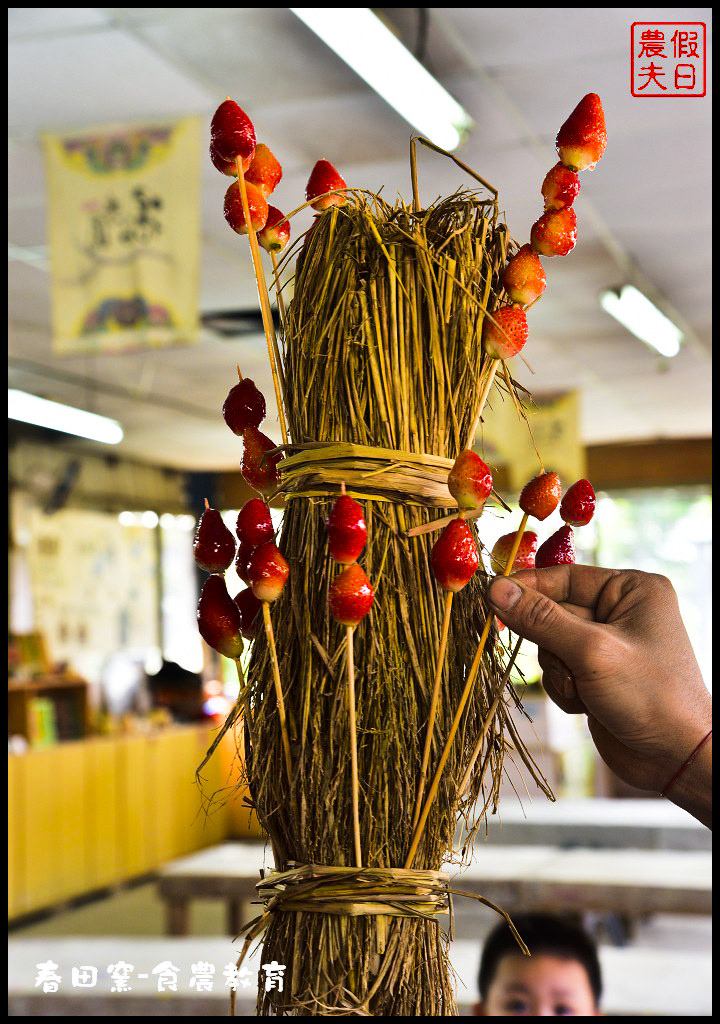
[{"x1": 485, "y1": 566, "x2": 711, "y2": 800}]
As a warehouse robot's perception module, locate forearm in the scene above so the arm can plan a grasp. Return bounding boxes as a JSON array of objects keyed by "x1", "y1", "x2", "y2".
[{"x1": 664, "y1": 734, "x2": 712, "y2": 830}]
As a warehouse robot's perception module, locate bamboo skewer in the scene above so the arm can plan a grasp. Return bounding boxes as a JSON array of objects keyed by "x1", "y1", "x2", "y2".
[
  {"x1": 346, "y1": 624, "x2": 363, "y2": 867},
  {"x1": 261, "y1": 601, "x2": 293, "y2": 790}
]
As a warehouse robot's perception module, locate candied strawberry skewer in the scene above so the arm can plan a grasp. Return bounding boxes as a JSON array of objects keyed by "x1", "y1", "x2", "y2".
[{"x1": 465, "y1": 305, "x2": 529, "y2": 449}]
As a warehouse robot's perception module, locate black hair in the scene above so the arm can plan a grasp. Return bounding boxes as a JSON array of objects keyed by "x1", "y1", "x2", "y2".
[{"x1": 478, "y1": 912, "x2": 602, "y2": 1006}]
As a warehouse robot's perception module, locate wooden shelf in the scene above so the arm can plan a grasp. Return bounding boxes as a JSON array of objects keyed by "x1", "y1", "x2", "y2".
[{"x1": 8, "y1": 674, "x2": 90, "y2": 742}]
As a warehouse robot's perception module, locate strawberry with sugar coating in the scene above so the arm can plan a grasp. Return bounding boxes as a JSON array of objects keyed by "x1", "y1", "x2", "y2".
[
  {"x1": 223, "y1": 378, "x2": 266, "y2": 434},
  {"x1": 248, "y1": 542, "x2": 289, "y2": 602},
  {"x1": 541, "y1": 162, "x2": 581, "y2": 211},
  {"x1": 258, "y1": 207, "x2": 291, "y2": 254},
  {"x1": 306, "y1": 159, "x2": 347, "y2": 211},
  {"x1": 211, "y1": 99, "x2": 256, "y2": 166},
  {"x1": 326, "y1": 494, "x2": 367, "y2": 565},
  {"x1": 531, "y1": 208, "x2": 577, "y2": 257},
  {"x1": 241, "y1": 427, "x2": 282, "y2": 496},
  {"x1": 245, "y1": 143, "x2": 282, "y2": 197},
  {"x1": 328, "y1": 564, "x2": 374, "y2": 627},
  {"x1": 197, "y1": 574, "x2": 244, "y2": 658},
  {"x1": 502, "y1": 245, "x2": 547, "y2": 306},
  {"x1": 483, "y1": 305, "x2": 529, "y2": 360},
  {"x1": 536, "y1": 525, "x2": 576, "y2": 568},
  {"x1": 560, "y1": 479, "x2": 596, "y2": 527},
  {"x1": 448, "y1": 451, "x2": 493, "y2": 511},
  {"x1": 490, "y1": 531, "x2": 538, "y2": 573},
  {"x1": 224, "y1": 179, "x2": 269, "y2": 235},
  {"x1": 519, "y1": 471, "x2": 562, "y2": 521},
  {"x1": 431, "y1": 519, "x2": 479, "y2": 593},
  {"x1": 556, "y1": 93, "x2": 607, "y2": 173},
  {"x1": 236, "y1": 498, "x2": 274, "y2": 548},
  {"x1": 193, "y1": 504, "x2": 237, "y2": 574}
]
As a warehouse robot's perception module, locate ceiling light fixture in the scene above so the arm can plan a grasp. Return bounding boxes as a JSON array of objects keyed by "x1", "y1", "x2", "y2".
[
  {"x1": 600, "y1": 285, "x2": 683, "y2": 358},
  {"x1": 8, "y1": 389, "x2": 124, "y2": 444},
  {"x1": 290, "y1": 8, "x2": 472, "y2": 150}
]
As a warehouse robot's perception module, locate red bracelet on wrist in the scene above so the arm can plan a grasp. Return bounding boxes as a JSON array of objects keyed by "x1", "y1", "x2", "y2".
[{"x1": 660, "y1": 729, "x2": 712, "y2": 798}]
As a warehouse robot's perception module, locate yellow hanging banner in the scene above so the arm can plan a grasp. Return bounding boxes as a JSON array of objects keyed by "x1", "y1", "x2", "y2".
[{"x1": 44, "y1": 118, "x2": 201, "y2": 354}]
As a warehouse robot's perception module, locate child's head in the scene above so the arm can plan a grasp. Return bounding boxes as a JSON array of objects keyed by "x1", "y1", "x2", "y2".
[{"x1": 473, "y1": 912, "x2": 602, "y2": 1016}]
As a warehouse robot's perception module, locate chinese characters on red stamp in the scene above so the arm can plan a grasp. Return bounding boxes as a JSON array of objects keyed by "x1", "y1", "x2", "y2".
[{"x1": 631, "y1": 23, "x2": 707, "y2": 97}]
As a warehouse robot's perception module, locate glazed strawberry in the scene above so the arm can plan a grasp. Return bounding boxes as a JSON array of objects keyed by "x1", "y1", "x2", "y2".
[
  {"x1": 224, "y1": 179, "x2": 269, "y2": 235},
  {"x1": 328, "y1": 564, "x2": 374, "y2": 627},
  {"x1": 490, "y1": 531, "x2": 538, "y2": 573},
  {"x1": 541, "y1": 162, "x2": 581, "y2": 211},
  {"x1": 245, "y1": 143, "x2": 282, "y2": 197},
  {"x1": 536, "y1": 525, "x2": 576, "y2": 568},
  {"x1": 248, "y1": 542, "x2": 289, "y2": 603},
  {"x1": 241, "y1": 426, "x2": 282, "y2": 496},
  {"x1": 326, "y1": 494, "x2": 367, "y2": 565},
  {"x1": 233, "y1": 587, "x2": 262, "y2": 640},
  {"x1": 236, "y1": 498, "x2": 274, "y2": 548},
  {"x1": 258, "y1": 206, "x2": 291, "y2": 254},
  {"x1": 530, "y1": 208, "x2": 577, "y2": 257},
  {"x1": 306, "y1": 159, "x2": 347, "y2": 211},
  {"x1": 210, "y1": 99, "x2": 256, "y2": 166},
  {"x1": 223, "y1": 378, "x2": 266, "y2": 434},
  {"x1": 197, "y1": 574, "x2": 244, "y2": 658},
  {"x1": 447, "y1": 451, "x2": 493, "y2": 511},
  {"x1": 431, "y1": 519, "x2": 479, "y2": 593},
  {"x1": 235, "y1": 541, "x2": 255, "y2": 585},
  {"x1": 209, "y1": 139, "x2": 252, "y2": 177},
  {"x1": 519, "y1": 471, "x2": 562, "y2": 521},
  {"x1": 193, "y1": 504, "x2": 237, "y2": 573},
  {"x1": 556, "y1": 93, "x2": 607, "y2": 172},
  {"x1": 502, "y1": 245, "x2": 547, "y2": 306},
  {"x1": 483, "y1": 305, "x2": 529, "y2": 360},
  {"x1": 560, "y1": 479, "x2": 596, "y2": 527}
]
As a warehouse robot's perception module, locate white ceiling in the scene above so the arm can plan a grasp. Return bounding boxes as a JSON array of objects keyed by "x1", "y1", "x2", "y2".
[{"x1": 8, "y1": 8, "x2": 713, "y2": 470}]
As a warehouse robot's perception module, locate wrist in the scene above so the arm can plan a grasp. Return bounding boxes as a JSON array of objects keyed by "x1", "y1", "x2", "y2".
[{"x1": 663, "y1": 732, "x2": 712, "y2": 829}]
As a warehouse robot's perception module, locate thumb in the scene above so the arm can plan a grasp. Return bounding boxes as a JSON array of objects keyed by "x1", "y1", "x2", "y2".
[{"x1": 486, "y1": 575, "x2": 596, "y2": 666}]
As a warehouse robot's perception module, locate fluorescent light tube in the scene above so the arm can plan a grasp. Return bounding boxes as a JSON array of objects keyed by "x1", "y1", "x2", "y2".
[
  {"x1": 600, "y1": 285, "x2": 683, "y2": 358},
  {"x1": 8, "y1": 389, "x2": 124, "y2": 444},
  {"x1": 291, "y1": 8, "x2": 472, "y2": 150}
]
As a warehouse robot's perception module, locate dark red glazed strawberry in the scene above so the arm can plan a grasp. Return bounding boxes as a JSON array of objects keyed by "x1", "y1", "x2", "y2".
[
  {"x1": 258, "y1": 206, "x2": 291, "y2": 254},
  {"x1": 431, "y1": 519, "x2": 479, "y2": 593},
  {"x1": 541, "y1": 162, "x2": 581, "y2": 211},
  {"x1": 531, "y1": 208, "x2": 577, "y2": 257},
  {"x1": 326, "y1": 494, "x2": 367, "y2": 565},
  {"x1": 233, "y1": 587, "x2": 262, "y2": 640},
  {"x1": 197, "y1": 574, "x2": 244, "y2": 658},
  {"x1": 245, "y1": 143, "x2": 282, "y2": 197},
  {"x1": 305, "y1": 159, "x2": 347, "y2": 211},
  {"x1": 556, "y1": 93, "x2": 607, "y2": 172},
  {"x1": 236, "y1": 498, "x2": 274, "y2": 548},
  {"x1": 560, "y1": 479, "x2": 596, "y2": 527},
  {"x1": 241, "y1": 426, "x2": 282, "y2": 496},
  {"x1": 223, "y1": 378, "x2": 266, "y2": 434},
  {"x1": 519, "y1": 471, "x2": 562, "y2": 521},
  {"x1": 193, "y1": 504, "x2": 237, "y2": 573},
  {"x1": 328, "y1": 564, "x2": 374, "y2": 627},
  {"x1": 490, "y1": 531, "x2": 538, "y2": 573},
  {"x1": 209, "y1": 139, "x2": 252, "y2": 177},
  {"x1": 210, "y1": 99, "x2": 256, "y2": 165},
  {"x1": 235, "y1": 541, "x2": 255, "y2": 585},
  {"x1": 224, "y1": 179, "x2": 269, "y2": 235},
  {"x1": 448, "y1": 451, "x2": 493, "y2": 511},
  {"x1": 483, "y1": 305, "x2": 529, "y2": 360},
  {"x1": 502, "y1": 245, "x2": 547, "y2": 306},
  {"x1": 248, "y1": 542, "x2": 290, "y2": 602},
  {"x1": 536, "y1": 525, "x2": 576, "y2": 568}
]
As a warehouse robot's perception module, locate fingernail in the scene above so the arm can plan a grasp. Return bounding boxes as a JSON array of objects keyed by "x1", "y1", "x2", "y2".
[{"x1": 487, "y1": 577, "x2": 522, "y2": 611}]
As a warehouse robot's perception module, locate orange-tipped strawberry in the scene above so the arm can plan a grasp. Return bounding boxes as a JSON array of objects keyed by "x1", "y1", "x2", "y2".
[
  {"x1": 197, "y1": 574, "x2": 244, "y2": 659},
  {"x1": 448, "y1": 451, "x2": 493, "y2": 511},
  {"x1": 326, "y1": 494, "x2": 367, "y2": 565},
  {"x1": 560, "y1": 479, "x2": 596, "y2": 527},
  {"x1": 223, "y1": 378, "x2": 266, "y2": 435},
  {"x1": 236, "y1": 498, "x2": 274, "y2": 548},
  {"x1": 245, "y1": 143, "x2": 282, "y2": 197},
  {"x1": 536, "y1": 525, "x2": 576, "y2": 568},
  {"x1": 210, "y1": 99, "x2": 256, "y2": 166},
  {"x1": 556, "y1": 93, "x2": 607, "y2": 173},
  {"x1": 431, "y1": 519, "x2": 479, "y2": 593},
  {"x1": 193, "y1": 504, "x2": 237, "y2": 574},
  {"x1": 531, "y1": 208, "x2": 577, "y2": 257},
  {"x1": 541, "y1": 162, "x2": 581, "y2": 211},
  {"x1": 209, "y1": 139, "x2": 252, "y2": 177},
  {"x1": 241, "y1": 426, "x2": 282, "y2": 496},
  {"x1": 502, "y1": 245, "x2": 547, "y2": 306},
  {"x1": 482, "y1": 305, "x2": 529, "y2": 361},
  {"x1": 248, "y1": 542, "x2": 289, "y2": 603},
  {"x1": 224, "y1": 179, "x2": 269, "y2": 235},
  {"x1": 328, "y1": 564, "x2": 374, "y2": 627},
  {"x1": 490, "y1": 531, "x2": 538, "y2": 573},
  {"x1": 519, "y1": 471, "x2": 562, "y2": 521},
  {"x1": 306, "y1": 159, "x2": 347, "y2": 211},
  {"x1": 258, "y1": 206, "x2": 291, "y2": 254},
  {"x1": 233, "y1": 587, "x2": 262, "y2": 640},
  {"x1": 235, "y1": 541, "x2": 255, "y2": 586}
]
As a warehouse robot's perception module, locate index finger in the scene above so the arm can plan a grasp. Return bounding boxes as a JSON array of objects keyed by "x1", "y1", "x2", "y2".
[{"x1": 509, "y1": 564, "x2": 623, "y2": 610}]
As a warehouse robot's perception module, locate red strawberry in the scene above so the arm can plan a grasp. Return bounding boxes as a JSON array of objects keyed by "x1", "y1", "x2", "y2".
[
  {"x1": 210, "y1": 99, "x2": 256, "y2": 165},
  {"x1": 448, "y1": 451, "x2": 493, "y2": 511},
  {"x1": 326, "y1": 494, "x2": 367, "y2": 565},
  {"x1": 431, "y1": 519, "x2": 479, "y2": 593},
  {"x1": 556, "y1": 93, "x2": 607, "y2": 173},
  {"x1": 258, "y1": 206, "x2": 291, "y2": 254},
  {"x1": 482, "y1": 305, "x2": 529, "y2": 361},
  {"x1": 248, "y1": 542, "x2": 289, "y2": 603},
  {"x1": 233, "y1": 587, "x2": 262, "y2": 640},
  {"x1": 328, "y1": 564, "x2": 374, "y2": 627},
  {"x1": 536, "y1": 525, "x2": 576, "y2": 568},
  {"x1": 224, "y1": 179, "x2": 269, "y2": 235},
  {"x1": 209, "y1": 139, "x2": 252, "y2": 177},
  {"x1": 223, "y1": 378, "x2": 266, "y2": 435},
  {"x1": 245, "y1": 143, "x2": 282, "y2": 197},
  {"x1": 305, "y1": 160, "x2": 347, "y2": 211},
  {"x1": 502, "y1": 245, "x2": 547, "y2": 306},
  {"x1": 241, "y1": 426, "x2": 282, "y2": 496},
  {"x1": 560, "y1": 479, "x2": 596, "y2": 527},
  {"x1": 531, "y1": 208, "x2": 577, "y2": 257},
  {"x1": 235, "y1": 541, "x2": 255, "y2": 585},
  {"x1": 197, "y1": 574, "x2": 244, "y2": 658},
  {"x1": 519, "y1": 471, "x2": 562, "y2": 521},
  {"x1": 541, "y1": 162, "x2": 581, "y2": 211},
  {"x1": 193, "y1": 505, "x2": 237, "y2": 574},
  {"x1": 490, "y1": 531, "x2": 538, "y2": 573},
  {"x1": 236, "y1": 498, "x2": 274, "y2": 548}
]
